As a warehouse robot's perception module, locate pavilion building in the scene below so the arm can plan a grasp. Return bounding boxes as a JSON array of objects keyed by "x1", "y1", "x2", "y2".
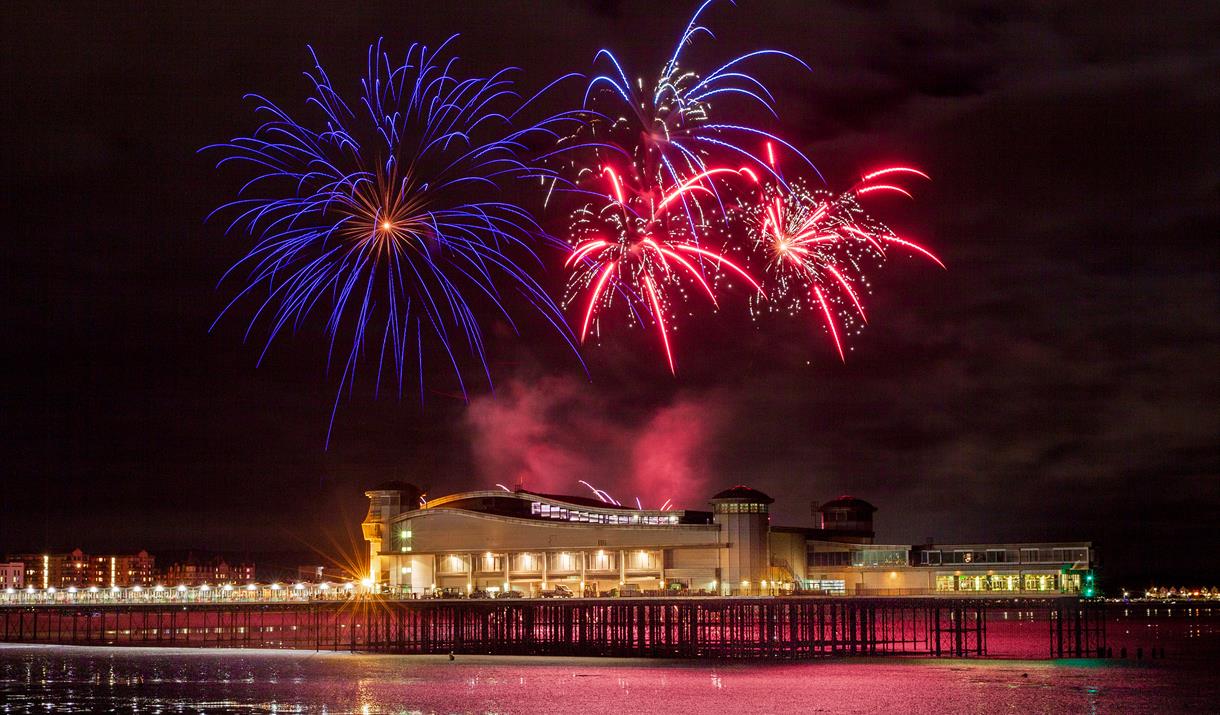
[{"x1": 361, "y1": 482, "x2": 1094, "y2": 597}]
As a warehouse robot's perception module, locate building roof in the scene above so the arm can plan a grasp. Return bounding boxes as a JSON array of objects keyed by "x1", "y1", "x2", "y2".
[
  {"x1": 368, "y1": 480, "x2": 421, "y2": 493},
  {"x1": 517, "y1": 490, "x2": 638, "y2": 511},
  {"x1": 709, "y1": 485, "x2": 775, "y2": 504},
  {"x1": 817, "y1": 496, "x2": 877, "y2": 513}
]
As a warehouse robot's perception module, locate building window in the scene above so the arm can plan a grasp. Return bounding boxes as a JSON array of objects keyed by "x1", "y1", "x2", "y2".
[
  {"x1": 439, "y1": 555, "x2": 467, "y2": 575},
  {"x1": 808, "y1": 551, "x2": 850, "y2": 567},
  {"x1": 628, "y1": 551, "x2": 657, "y2": 570},
  {"x1": 588, "y1": 551, "x2": 615, "y2": 571}
]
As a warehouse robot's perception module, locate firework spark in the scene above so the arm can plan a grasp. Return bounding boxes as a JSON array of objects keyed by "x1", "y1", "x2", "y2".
[
  {"x1": 578, "y1": 480, "x2": 674, "y2": 512},
  {"x1": 565, "y1": 166, "x2": 762, "y2": 373},
  {"x1": 565, "y1": 0, "x2": 811, "y2": 238},
  {"x1": 748, "y1": 148, "x2": 942, "y2": 359},
  {"x1": 203, "y1": 38, "x2": 579, "y2": 442}
]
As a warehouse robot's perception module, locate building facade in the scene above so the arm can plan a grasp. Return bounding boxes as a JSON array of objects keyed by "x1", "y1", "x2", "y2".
[
  {"x1": 0, "y1": 562, "x2": 23, "y2": 590},
  {"x1": 5, "y1": 550, "x2": 155, "y2": 589},
  {"x1": 362, "y1": 483, "x2": 1095, "y2": 597},
  {"x1": 161, "y1": 556, "x2": 255, "y2": 586}
]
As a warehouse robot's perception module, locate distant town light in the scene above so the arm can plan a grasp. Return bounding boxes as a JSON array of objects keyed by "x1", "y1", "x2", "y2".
[
  {"x1": 344, "y1": 582, "x2": 355, "y2": 590},
  {"x1": 360, "y1": 578, "x2": 373, "y2": 588},
  {"x1": 47, "y1": 587, "x2": 56, "y2": 594},
  {"x1": 67, "y1": 587, "x2": 77, "y2": 594},
  {"x1": 133, "y1": 586, "x2": 142, "y2": 593},
  {"x1": 294, "y1": 583, "x2": 305, "y2": 590},
  {"x1": 200, "y1": 584, "x2": 210, "y2": 591},
  {"x1": 223, "y1": 584, "x2": 234, "y2": 591},
  {"x1": 319, "y1": 583, "x2": 330, "y2": 590},
  {"x1": 178, "y1": 585, "x2": 187, "y2": 592},
  {"x1": 271, "y1": 583, "x2": 281, "y2": 591},
  {"x1": 155, "y1": 585, "x2": 165, "y2": 591},
  {"x1": 246, "y1": 583, "x2": 257, "y2": 591}
]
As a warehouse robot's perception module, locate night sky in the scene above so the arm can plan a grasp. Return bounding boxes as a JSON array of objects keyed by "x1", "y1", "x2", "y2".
[{"x1": 3, "y1": 1, "x2": 1216, "y2": 587}]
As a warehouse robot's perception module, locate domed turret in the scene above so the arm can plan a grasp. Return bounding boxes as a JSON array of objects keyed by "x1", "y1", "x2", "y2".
[
  {"x1": 710, "y1": 485, "x2": 773, "y2": 594},
  {"x1": 815, "y1": 496, "x2": 876, "y2": 543}
]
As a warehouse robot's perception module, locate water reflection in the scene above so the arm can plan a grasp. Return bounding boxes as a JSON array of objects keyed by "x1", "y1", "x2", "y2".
[{"x1": 1, "y1": 645, "x2": 1217, "y2": 714}]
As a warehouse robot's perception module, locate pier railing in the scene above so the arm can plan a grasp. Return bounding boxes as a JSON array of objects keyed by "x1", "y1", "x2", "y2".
[{"x1": 0, "y1": 596, "x2": 1106, "y2": 659}]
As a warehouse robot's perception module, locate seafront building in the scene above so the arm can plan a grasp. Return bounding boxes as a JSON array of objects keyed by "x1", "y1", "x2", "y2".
[
  {"x1": 0, "y1": 563, "x2": 23, "y2": 590},
  {"x1": 362, "y1": 482, "x2": 1095, "y2": 597},
  {"x1": 160, "y1": 555, "x2": 255, "y2": 586},
  {"x1": 6, "y1": 549, "x2": 156, "y2": 590}
]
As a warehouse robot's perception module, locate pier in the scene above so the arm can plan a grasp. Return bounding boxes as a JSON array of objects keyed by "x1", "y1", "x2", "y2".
[{"x1": 0, "y1": 596, "x2": 1105, "y2": 659}]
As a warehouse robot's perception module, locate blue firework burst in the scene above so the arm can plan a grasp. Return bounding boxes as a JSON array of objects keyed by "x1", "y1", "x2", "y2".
[
  {"x1": 204, "y1": 38, "x2": 578, "y2": 442},
  {"x1": 574, "y1": 0, "x2": 817, "y2": 215}
]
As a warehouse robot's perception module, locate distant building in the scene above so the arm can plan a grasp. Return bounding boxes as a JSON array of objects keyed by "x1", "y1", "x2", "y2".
[
  {"x1": 161, "y1": 555, "x2": 255, "y2": 586},
  {"x1": 0, "y1": 562, "x2": 23, "y2": 590},
  {"x1": 5, "y1": 550, "x2": 155, "y2": 589},
  {"x1": 362, "y1": 483, "x2": 1095, "y2": 597}
]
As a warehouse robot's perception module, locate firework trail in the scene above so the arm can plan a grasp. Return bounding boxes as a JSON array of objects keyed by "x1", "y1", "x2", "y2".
[
  {"x1": 203, "y1": 38, "x2": 580, "y2": 442},
  {"x1": 560, "y1": 0, "x2": 803, "y2": 370},
  {"x1": 579, "y1": 480, "x2": 674, "y2": 512},
  {"x1": 747, "y1": 146, "x2": 943, "y2": 360}
]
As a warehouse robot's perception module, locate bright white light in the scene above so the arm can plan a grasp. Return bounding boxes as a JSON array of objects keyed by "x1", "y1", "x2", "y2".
[
  {"x1": 200, "y1": 584, "x2": 210, "y2": 591},
  {"x1": 47, "y1": 587, "x2": 56, "y2": 594},
  {"x1": 294, "y1": 583, "x2": 304, "y2": 591},
  {"x1": 271, "y1": 583, "x2": 281, "y2": 591},
  {"x1": 133, "y1": 586, "x2": 142, "y2": 592},
  {"x1": 223, "y1": 584, "x2": 233, "y2": 592},
  {"x1": 319, "y1": 583, "x2": 330, "y2": 591},
  {"x1": 155, "y1": 585, "x2": 165, "y2": 592},
  {"x1": 246, "y1": 584, "x2": 256, "y2": 591},
  {"x1": 344, "y1": 582, "x2": 355, "y2": 590},
  {"x1": 67, "y1": 587, "x2": 77, "y2": 594},
  {"x1": 178, "y1": 585, "x2": 187, "y2": 592},
  {"x1": 360, "y1": 578, "x2": 373, "y2": 588}
]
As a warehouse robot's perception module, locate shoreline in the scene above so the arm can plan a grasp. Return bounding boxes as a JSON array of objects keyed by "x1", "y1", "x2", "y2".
[{"x1": 0, "y1": 642, "x2": 1188, "y2": 668}]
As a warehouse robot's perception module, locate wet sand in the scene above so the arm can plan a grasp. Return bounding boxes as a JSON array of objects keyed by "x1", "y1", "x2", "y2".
[{"x1": 1, "y1": 644, "x2": 1215, "y2": 713}]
